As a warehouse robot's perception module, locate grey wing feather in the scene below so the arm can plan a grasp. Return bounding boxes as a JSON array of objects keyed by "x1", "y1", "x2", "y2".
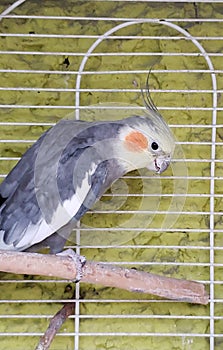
[
  {"x1": 0, "y1": 119, "x2": 124, "y2": 251},
  {"x1": 0, "y1": 119, "x2": 87, "y2": 200},
  {"x1": 45, "y1": 160, "x2": 110, "y2": 253},
  {"x1": 0, "y1": 119, "x2": 90, "y2": 250},
  {"x1": 0, "y1": 137, "x2": 42, "y2": 200}
]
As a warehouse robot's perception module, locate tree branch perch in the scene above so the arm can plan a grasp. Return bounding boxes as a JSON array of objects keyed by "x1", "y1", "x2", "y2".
[
  {"x1": 0, "y1": 249, "x2": 208, "y2": 304},
  {"x1": 35, "y1": 301, "x2": 75, "y2": 350}
]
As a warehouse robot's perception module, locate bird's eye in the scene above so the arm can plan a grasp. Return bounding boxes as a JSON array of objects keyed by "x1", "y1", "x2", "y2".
[{"x1": 151, "y1": 141, "x2": 159, "y2": 151}]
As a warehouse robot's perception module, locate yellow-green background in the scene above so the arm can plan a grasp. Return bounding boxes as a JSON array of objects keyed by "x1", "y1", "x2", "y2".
[{"x1": 0, "y1": 1, "x2": 222, "y2": 349}]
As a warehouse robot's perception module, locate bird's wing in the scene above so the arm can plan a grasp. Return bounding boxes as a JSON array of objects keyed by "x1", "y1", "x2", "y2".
[
  {"x1": 0, "y1": 119, "x2": 87, "y2": 200},
  {"x1": 0, "y1": 157, "x2": 109, "y2": 251},
  {"x1": 0, "y1": 119, "x2": 109, "y2": 251},
  {"x1": 0, "y1": 135, "x2": 43, "y2": 203}
]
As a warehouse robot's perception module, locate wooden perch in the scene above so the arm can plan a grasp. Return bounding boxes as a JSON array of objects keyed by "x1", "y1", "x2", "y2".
[
  {"x1": 35, "y1": 301, "x2": 75, "y2": 350},
  {"x1": 0, "y1": 249, "x2": 208, "y2": 305}
]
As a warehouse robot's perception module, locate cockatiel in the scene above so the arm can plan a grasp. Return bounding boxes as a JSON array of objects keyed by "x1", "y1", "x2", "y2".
[{"x1": 0, "y1": 94, "x2": 175, "y2": 253}]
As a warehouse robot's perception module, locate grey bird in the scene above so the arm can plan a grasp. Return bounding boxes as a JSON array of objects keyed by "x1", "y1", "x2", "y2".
[{"x1": 0, "y1": 101, "x2": 175, "y2": 253}]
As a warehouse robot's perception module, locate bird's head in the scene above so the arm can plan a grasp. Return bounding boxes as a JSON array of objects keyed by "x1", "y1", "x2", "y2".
[
  {"x1": 112, "y1": 75, "x2": 175, "y2": 174},
  {"x1": 116, "y1": 110, "x2": 175, "y2": 175}
]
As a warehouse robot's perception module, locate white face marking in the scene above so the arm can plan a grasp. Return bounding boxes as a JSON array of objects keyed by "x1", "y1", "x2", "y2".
[{"x1": 117, "y1": 118, "x2": 175, "y2": 174}]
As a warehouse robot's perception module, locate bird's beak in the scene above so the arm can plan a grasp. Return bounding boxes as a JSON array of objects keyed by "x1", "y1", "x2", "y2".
[{"x1": 154, "y1": 158, "x2": 170, "y2": 174}]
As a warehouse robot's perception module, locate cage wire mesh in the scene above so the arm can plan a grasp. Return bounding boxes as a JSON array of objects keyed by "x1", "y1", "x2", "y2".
[{"x1": 0, "y1": 0, "x2": 222, "y2": 349}]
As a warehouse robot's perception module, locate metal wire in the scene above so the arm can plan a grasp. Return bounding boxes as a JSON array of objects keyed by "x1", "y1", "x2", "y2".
[{"x1": 0, "y1": 1, "x2": 222, "y2": 350}]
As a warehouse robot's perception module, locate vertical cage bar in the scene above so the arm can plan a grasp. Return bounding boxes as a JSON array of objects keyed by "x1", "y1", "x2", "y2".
[{"x1": 209, "y1": 88, "x2": 218, "y2": 350}]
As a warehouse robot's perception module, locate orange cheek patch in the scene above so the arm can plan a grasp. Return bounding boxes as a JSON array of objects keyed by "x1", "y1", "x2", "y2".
[{"x1": 125, "y1": 131, "x2": 148, "y2": 152}]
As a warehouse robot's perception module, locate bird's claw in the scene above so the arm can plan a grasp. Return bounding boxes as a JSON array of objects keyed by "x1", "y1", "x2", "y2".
[{"x1": 56, "y1": 248, "x2": 86, "y2": 282}]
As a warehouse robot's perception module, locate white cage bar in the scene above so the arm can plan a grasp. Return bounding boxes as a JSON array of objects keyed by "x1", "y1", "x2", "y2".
[{"x1": 0, "y1": 1, "x2": 222, "y2": 350}]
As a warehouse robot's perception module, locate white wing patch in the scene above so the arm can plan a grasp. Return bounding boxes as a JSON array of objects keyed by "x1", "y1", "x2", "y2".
[
  {"x1": 0, "y1": 230, "x2": 15, "y2": 250},
  {"x1": 15, "y1": 162, "x2": 98, "y2": 249},
  {"x1": 15, "y1": 219, "x2": 52, "y2": 249}
]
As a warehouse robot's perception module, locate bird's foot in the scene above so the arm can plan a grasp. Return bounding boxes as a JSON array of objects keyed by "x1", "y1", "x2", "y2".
[{"x1": 56, "y1": 248, "x2": 86, "y2": 282}]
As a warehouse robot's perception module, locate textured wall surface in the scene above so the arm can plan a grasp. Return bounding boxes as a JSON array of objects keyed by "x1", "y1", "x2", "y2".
[{"x1": 0, "y1": 1, "x2": 222, "y2": 349}]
